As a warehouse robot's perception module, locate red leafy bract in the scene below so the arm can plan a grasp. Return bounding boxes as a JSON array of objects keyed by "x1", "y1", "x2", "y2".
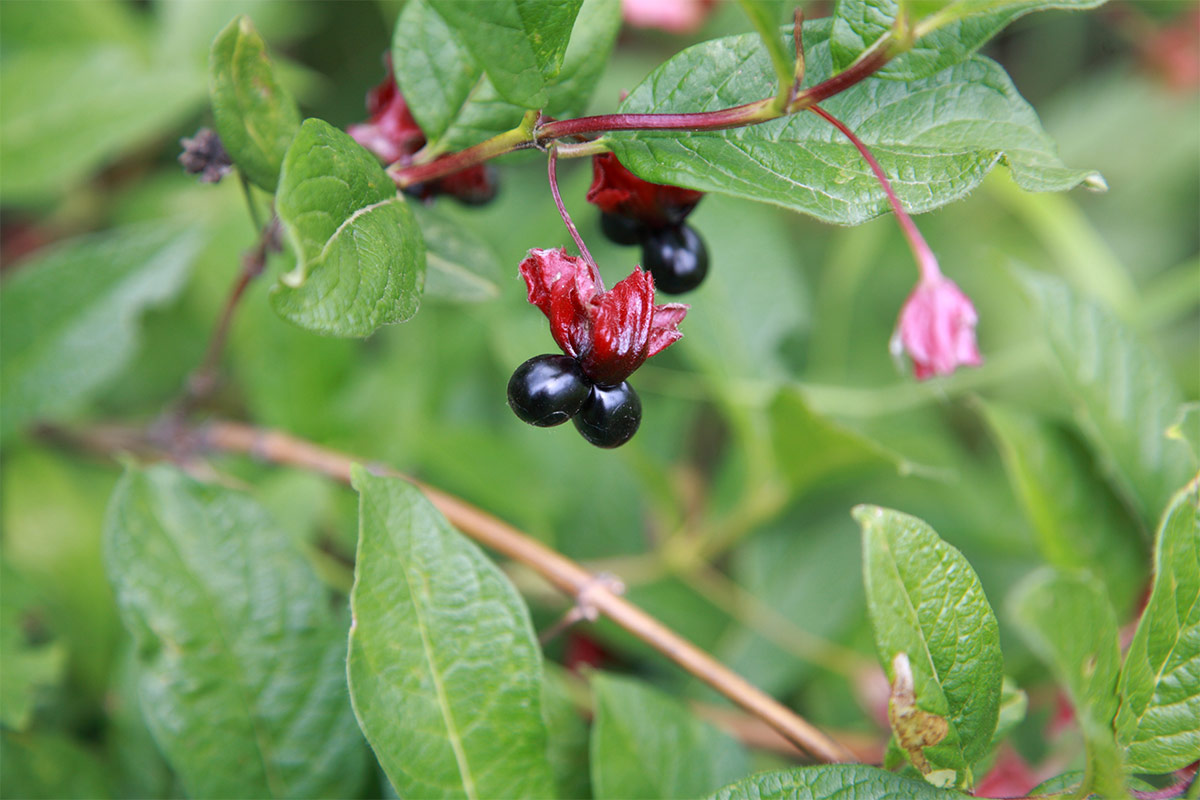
[
  {"x1": 348, "y1": 70, "x2": 494, "y2": 202},
  {"x1": 519, "y1": 248, "x2": 688, "y2": 386},
  {"x1": 586, "y1": 152, "x2": 703, "y2": 227}
]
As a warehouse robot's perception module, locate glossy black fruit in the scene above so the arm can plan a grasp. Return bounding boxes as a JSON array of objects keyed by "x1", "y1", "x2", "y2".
[
  {"x1": 573, "y1": 382, "x2": 642, "y2": 448},
  {"x1": 641, "y1": 223, "x2": 708, "y2": 294},
  {"x1": 600, "y1": 212, "x2": 648, "y2": 246},
  {"x1": 507, "y1": 355, "x2": 591, "y2": 427}
]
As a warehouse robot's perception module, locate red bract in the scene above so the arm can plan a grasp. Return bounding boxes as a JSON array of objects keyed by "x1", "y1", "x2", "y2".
[
  {"x1": 891, "y1": 273, "x2": 982, "y2": 380},
  {"x1": 587, "y1": 152, "x2": 703, "y2": 227},
  {"x1": 347, "y1": 70, "x2": 494, "y2": 202},
  {"x1": 519, "y1": 248, "x2": 688, "y2": 386}
]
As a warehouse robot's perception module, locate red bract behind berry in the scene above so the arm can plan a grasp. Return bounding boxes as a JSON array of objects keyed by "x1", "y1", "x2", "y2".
[
  {"x1": 587, "y1": 152, "x2": 703, "y2": 227},
  {"x1": 519, "y1": 248, "x2": 688, "y2": 386},
  {"x1": 348, "y1": 69, "x2": 495, "y2": 202}
]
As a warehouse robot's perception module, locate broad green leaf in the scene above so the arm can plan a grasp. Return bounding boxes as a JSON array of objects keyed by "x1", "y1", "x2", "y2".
[
  {"x1": 1018, "y1": 269, "x2": 1194, "y2": 528},
  {"x1": 771, "y1": 388, "x2": 940, "y2": 492},
  {"x1": 1009, "y1": 568, "x2": 1125, "y2": 797},
  {"x1": 609, "y1": 21, "x2": 1101, "y2": 225},
  {"x1": 992, "y1": 677, "x2": 1028, "y2": 747},
  {"x1": 708, "y1": 765, "x2": 960, "y2": 800},
  {"x1": 1117, "y1": 478, "x2": 1200, "y2": 773},
  {"x1": 104, "y1": 465, "x2": 366, "y2": 799},
  {"x1": 0, "y1": 561, "x2": 66, "y2": 731},
  {"x1": 855, "y1": 505, "x2": 1003, "y2": 781},
  {"x1": 0, "y1": 731, "x2": 113, "y2": 800},
  {"x1": 410, "y1": 203, "x2": 501, "y2": 302},
  {"x1": 831, "y1": 0, "x2": 1108, "y2": 81},
  {"x1": 0, "y1": 223, "x2": 202, "y2": 439},
  {"x1": 426, "y1": 0, "x2": 583, "y2": 109},
  {"x1": 271, "y1": 119, "x2": 425, "y2": 337},
  {"x1": 209, "y1": 15, "x2": 301, "y2": 191},
  {"x1": 348, "y1": 470, "x2": 555, "y2": 800},
  {"x1": 391, "y1": 0, "x2": 480, "y2": 146},
  {"x1": 979, "y1": 400, "x2": 1146, "y2": 614},
  {"x1": 0, "y1": 46, "x2": 203, "y2": 202},
  {"x1": 590, "y1": 672, "x2": 748, "y2": 799},
  {"x1": 401, "y1": 0, "x2": 621, "y2": 153},
  {"x1": 543, "y1": 665, "x2": 591, "y2": 800}
]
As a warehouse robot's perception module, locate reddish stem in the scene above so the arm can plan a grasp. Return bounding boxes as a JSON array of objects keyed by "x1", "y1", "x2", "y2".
[
  {"x1": 547, "y1": 148, "x2": 596, "y2": 267},
  {"x1": 536, "y1": 99, "x2": 773, "y2": 140},
  {"x1": 809, "y1": 105, "x2": 940, "y2": 281}
]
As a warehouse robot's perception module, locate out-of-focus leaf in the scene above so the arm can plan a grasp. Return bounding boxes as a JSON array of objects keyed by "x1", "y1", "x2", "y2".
[
  {"x1": 855, "y1": 505, "x2": 1003, "y2": 782},
  {"x1": 425, "y1": 0, "x2": 583, "y2": 108},
  {"x1": 707, "y1": 765, "x2": 960, "y2": 799},
  {"x1": 1117, "y1": 478, "x2": 1200, "y2": 774},
  {"x1": 399, "y1": 0, "x2": 621, "y2": 153},
  {"x1": 209, "y1": 15, "x2": 301, "y2": 191},
  {"x1": 830, "y1": 0, "x2": 1108, "y2": 81},
  {"x1": 609, "y1": 21, "x2": 1101, "y2": 225},
  {"x1": 1009, "y1": 569, "x2": 1125, "y2": 797},
  {"x1": 979, "y1": 400, "x2": 1146, "y2": 614},
  {"x1": 543, "y1": 665, "x2": 591, "y2": 800},
  {"x1": 271, "y1": 119, "x2": 425, "y2": 336},
  {"x1": 590, "y1": 672, "x2": 748, "y2": 799},
  {"x1": 410, "y1": 203, "x2": 501, "y2": 302},
  {"x1": 348, "y1": 470, "x2": 555, "y2": 800},
  {"x1": 0, "y1": 561, "x2": 66, "y2": 731},
  {"x1": 0, "y1": 223, "x2": 201, "y2": 440},
  {"x1": 0, "y1": 731, "x2": 113, "y2": 800},
  {"x1": 1018, "y1": 269, "x2": 1194, "y2": 528},
  {"x1": 104, "y1": 465, "x2": 366, "y2": 799},
  {"x1": 106, "y1": 645, "x2": 173, "y2": 799},
  {"x1": 992, "y1": 677, "x2": 1028, "y2": 748}
]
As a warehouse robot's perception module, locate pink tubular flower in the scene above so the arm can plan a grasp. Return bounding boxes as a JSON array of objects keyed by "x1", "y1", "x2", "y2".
[
  {"x1": 519, "y1": 248, "x2": 688, "y2": 386},
  {"x1": 891, "y1": 272, "x2": 982, "y2": 380},
  {"x1": 621, "y1": 0, "x2": 716, "y2": 34}
]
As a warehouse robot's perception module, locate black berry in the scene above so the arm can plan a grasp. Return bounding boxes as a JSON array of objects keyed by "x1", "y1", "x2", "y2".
[
  {"x1": 600, "y1": 212, "x2": 648, "y2": 246},
  {"x1": 573, "y1": 382, "x2": 642, "y2": 448},
  {"x1": 508, "y1": 355, "x2": 591, "y2": 427},
  {"x1": 641, "y1": 223, "x2": 708, "y2": 294}
]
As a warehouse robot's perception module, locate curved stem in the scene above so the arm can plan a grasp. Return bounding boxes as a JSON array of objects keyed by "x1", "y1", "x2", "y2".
[
  {"x1": 547, "y1": 147, "x2": 596, "y2": 266},
  {"x1": 809, "y1": 105, "x2": 940, "y2": 281}
]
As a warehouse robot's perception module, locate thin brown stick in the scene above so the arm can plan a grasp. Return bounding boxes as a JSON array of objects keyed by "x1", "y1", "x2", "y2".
[{"x1": 176, "y1": 419, "x2": 853, "y2": 763}]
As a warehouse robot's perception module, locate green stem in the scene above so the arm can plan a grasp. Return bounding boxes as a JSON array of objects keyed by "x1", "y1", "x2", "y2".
[{"x1": 737, "y1": 0, "x2": 795, "y2": 110}]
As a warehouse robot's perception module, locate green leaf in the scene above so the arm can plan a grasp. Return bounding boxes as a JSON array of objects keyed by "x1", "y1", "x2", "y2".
[
  {"x1": 1017, "y1": 269, "x2": 1194, "y2": 528},
  {"x1": 708, "y1": 764, "x2": 961, "y2": 800},
  {"x1": 590, "y1": 672, "x2": 748, "y2": 799},
  {"x1": 209, "y1": 15, "x2": 301, "y2": 191},
  {"x1": 855, "y1": 505, "x2": 1003, "y2": 781},
  {"x1": 0, "y1": 223, "x2": 202, "y2": 439},
  {"x1": 1117, "y1": 477, "x2": 1200, "y2": 774},
  {"x1": 0, "y1": 46, "x2": 203, "y2": 203},
  {"x1": 399, "y1": 0, "x2": 621, "y2": 153},
  {"x1": 104, "y1": 465, "x2": 366, "y2": 799},
  {"x1": 348, "y1": 469, "x2": 555, "y2": 800},
  {"x1": 979, "y1": 400, "x2": 1146, "y2": 614},
  {"x1": 609, "y1": 21, "x2": 1101, "y2": 225},
  {"x1": 426, "y1": 0, "x2": 583, "y2": 109},
  {"x1": 1, "y1": 731, "x2": 114, "y2": 800},
  {"x1": 992, "y1": 677, "x2": 1028, "y2": 747},
  {"x1": 542, "y1": 665, "x2": 591, "y2": 800},
  {"x1": 1009, "y1": 568, "x2": 1125, "y2": 797},
  {"x1": 409, "y1": 203, "x2": 501, "y2": 302},
  {"x1": 0, "y1": 561, "x2": 66, "y2": 731},
  {"x1": 831, "y1": 0, "x2": 1108, "y2": 81},
  {"x1": 271, "y1": 118, "x2": 425, "y2": 337}
]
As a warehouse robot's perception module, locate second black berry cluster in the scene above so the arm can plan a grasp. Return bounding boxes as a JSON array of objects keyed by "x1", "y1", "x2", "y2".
[
  {"x1": 599, "y1": 213, "x2": 709, "y2": 295},
  {"x1": 507, "y1": 355, "x2": 641, "y2": 449}
]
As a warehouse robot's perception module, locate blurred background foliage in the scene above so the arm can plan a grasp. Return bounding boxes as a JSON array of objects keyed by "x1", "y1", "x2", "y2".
[{"x1": 1, "y1": 0, "x2": 1197, "y2": 796}]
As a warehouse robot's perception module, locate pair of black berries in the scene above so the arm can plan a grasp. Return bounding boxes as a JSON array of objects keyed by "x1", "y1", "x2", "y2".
[
  {"x1": 599, "y1": 214, "x2": 709, "y2": 295},
  {"x1": 507, "y1": 355, "x2": 641, "y2": 449}
]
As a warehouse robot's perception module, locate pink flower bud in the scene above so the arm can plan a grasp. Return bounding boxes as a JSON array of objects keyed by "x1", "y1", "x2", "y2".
[
  {"x1": 519, "y1": 248, "x2": 688, "y2": 385},
  {"x1": 891, "y1": 274, "x2": 982, "y2": 380},
  {"x1": 621, "y1": 0, "x2": 716, "y2": 34}
]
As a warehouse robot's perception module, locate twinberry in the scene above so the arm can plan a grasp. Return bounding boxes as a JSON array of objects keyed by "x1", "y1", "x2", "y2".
[
  {"x1": 507, "y1": 355, "x2": 590, "y2": 427},
  {"x1": 641, "y1": 223, "x2": 708, "y2": 295},
  {"x1": 599, "y1": 211, "x2": 648, "y2": 246},
  {"x1": 587, "y1": 152, "x2": 702, "y2": 229},
  {"x1": 573, "y1": 382, "x2": 642, "y2": 449},
  {"x1": 347, "y1": 66, "x2": 497, "y2": 206},
  {"x1": 519, "y1": 248, "x2": 688, "y2": 386}
]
